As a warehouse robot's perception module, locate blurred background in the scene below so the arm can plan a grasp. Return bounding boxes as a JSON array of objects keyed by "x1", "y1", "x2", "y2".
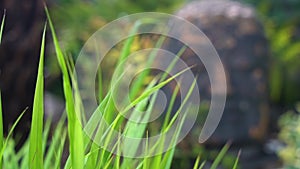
[{"x1": 0, "y1": 0, "x2": 300, "y2": 168}]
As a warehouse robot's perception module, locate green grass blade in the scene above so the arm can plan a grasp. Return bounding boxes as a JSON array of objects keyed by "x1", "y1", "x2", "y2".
[
  {"x1": 85, "y1": 143, "x2": 100, "y2": 168},
  {"x1": 146, "y1": 48, "x2": 187, "y2": 164},
  {"x1": 96, "y1": 68, "x2": 192, "y2": 168},
  {"x1": 0, "y1": 9, "x2": 5, "y2": 44},
  {"x1": 42, "y1": 118, "x2": 51, "y2": 157},
  {"x1": 97, "y1": 66, "x2": 103, "y2": 103},
  {"x1": 118, "y1": 21, "x2": 141, "y2": 66},
  {"x1": 45, "y1": 5, "x2": 84, "y2": 169},
  {"x1": 103, "y1": 156, "x2": 114, "y2": 169},
  {"x1": 129, "y1": 36, "x2": 166, "y2": 99},
  {"x1": 28, "y1": 22, "x2": 46, "y2": 169},
  {"x1": 142, "y1": 131, "x2": 149, "y2": 169},
  {"x1": 193, "y1": 156, "x2": 200, "y2": 169},
  {"x1": 0, "y1": 10, "x2": 5, "y2": 168},
  {"x1": 3, "y1": 139, "x2": 19, "y2": 169},
  {"x1": 114, "y1": 133, "x2": 121, "y2": 169},
  {"x1": 18, "y1": 140, "x2": 29, "y2": 169},
  {"x1": 210, "y1": 142, "x2": 231, "y2": 169},
  {"x1": 44, "y1": 114, "x2": 66, "y2": 168},
  {"x1": 158, "y1": 78, "x2": 198, "y2": 169},
  {"x1": 232, "y1": 150, "x2": 241, "y2": 169},
  {"x1": 120, "y1": 80, "x2": 158, "y2": 168},
  {"x1": 160, "y1": 105, "x2": 190, "y2": 169},
  {"x1": 0, "y1": 108, "x2": 27, "y2": 160},
  {"x1": 199, "y1": 161, "x2": 206, "y2": 169},
  {"x1": 121, "y1": 66, "x2": 192, "y2": 114},
  {"x1": 150, "y1": 84, "x2": 180, "y2": 169},
  {"x1": 93, "y1": 38, "x2": 103, "y2": 103},
  {"x1": 162, "y1": 84, "x2": 180, "y2": 130},
  {"x1": 54, "y1": 129, "x2": 67, "y2": 169},
  {"x1": 0, "y1": 92, "x2": 3, "y2": 168},
  {"x1": 159, "y1": 46, "x2": 187, "y2": 82}
]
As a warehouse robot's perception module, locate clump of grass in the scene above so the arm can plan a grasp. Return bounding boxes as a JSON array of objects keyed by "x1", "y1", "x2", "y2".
[{"x1": 0, "y1": 8, "x2": 239, "y2": 169}]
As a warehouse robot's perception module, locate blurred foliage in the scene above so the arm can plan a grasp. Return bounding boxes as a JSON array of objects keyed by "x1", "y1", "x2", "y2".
[
  {"x1": 48, "y1": 1, "x2": 237, "y2": 168},
  {"x1": 51, "y1": 0, "x2": 300, "y2": 106},
  {"x1": 242, "y1": 0, "x2": 300, "y2": 105},
  {"x1": 243, "y1": 1, "x2": 300, "y2": 168},
  {"x1": 278, "y1": 103, "x2": 300, "y2": 168},
  {"x1": 50, "y1": 0, "x2": 184, "y2": 56},
  {"x1": 47, "y1": 0, "x2": 184, "y2": 92},
  {"x1": 44, "y1": 0, "x2": 179, "y2": 96}
]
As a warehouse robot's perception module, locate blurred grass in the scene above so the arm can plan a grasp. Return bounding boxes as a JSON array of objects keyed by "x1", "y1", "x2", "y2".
[
  {"x1": 0, "y1": 9, "x2": 5, "y2": 168},
  {"x1": 0, "y1": 5, "x2": 239, "y2": 169},
  {"x1": 244, "y1": 0, "x2": 300, "y2": 105}
]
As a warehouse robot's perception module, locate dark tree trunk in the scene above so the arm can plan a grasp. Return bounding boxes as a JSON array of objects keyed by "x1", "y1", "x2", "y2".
[{"x1": 0, "y1": 0, "x2": 45, "y2": 147}]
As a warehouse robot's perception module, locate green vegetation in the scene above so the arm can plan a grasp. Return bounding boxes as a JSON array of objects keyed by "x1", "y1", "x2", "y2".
[
  {"x1": 244, "y1": 0, "x2": 300, "y2": 104},
  {"x1": 50, "y1": 0, "x2": 184, "y2": 57},
  {"x1": 0, "y1": 7, "x2": 238, "y2": 169},
  {"x1": 278, "y1": 103, "x2": 300, "y2": 168},
  {"x1": 242, "y1": 1, "x2": 300, "y2": 167}
]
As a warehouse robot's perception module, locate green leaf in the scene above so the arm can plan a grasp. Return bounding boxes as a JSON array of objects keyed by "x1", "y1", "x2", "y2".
[
  {"x1": 0, "y1": 9, "x2": 5, "y2": 44},
  {"x1": 0, "y1": 11, "x2": 5, "y2": 167},
  {"x1": 54, "y1": 129, "x2": 67, "y2": 169},
  {"x1": 45, "y1": 5, "x2": 84, "y2": 169},
  {"x1": 232, "y1": 150, "x2": 241, "y2": 169},
  {"x1": 121, "y1": 79, "x2": 158, "y2": 167},
  {"x1": 44, "y1": 114, "x2": 66, "y2": 169},
  {"x1": 0, "y1": 92, "x2": 3, "y2": 168},
  {"x1": 28, "y1": 22, "x2": 46, "y2": 169},
  {"x1": 0, "y1": 108, "x2": 27, "y2": 163},
  {"x1": 199, "y1": 161, "x2": 205, "y2": 169},
  {"x1": 193, "y1": 156, "x2": 200, "y2": 169},
  {"x1": 210, "y1": 142, "x2": 231, "y2": 169}
]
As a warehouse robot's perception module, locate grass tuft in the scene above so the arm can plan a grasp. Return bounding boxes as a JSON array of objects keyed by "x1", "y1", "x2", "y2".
[
  {"x1": 0, "y1": 7, "x2": 238, "y2": 169},
  {"x1": 45, "y1": 5, "x2": 85, "y2": 169}
]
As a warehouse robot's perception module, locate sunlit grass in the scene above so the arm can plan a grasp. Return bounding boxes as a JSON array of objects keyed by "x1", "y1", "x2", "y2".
[{"x1": 0, "y1": 7, "x2": 239, "y2": 169}]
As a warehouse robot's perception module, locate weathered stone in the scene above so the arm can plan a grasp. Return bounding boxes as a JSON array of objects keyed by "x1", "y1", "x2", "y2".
[{"x1": 162, "y1": 0, "x2": 270, "y2": 144}]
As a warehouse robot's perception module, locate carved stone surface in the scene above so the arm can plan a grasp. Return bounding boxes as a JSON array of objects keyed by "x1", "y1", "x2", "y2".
[{"x1": 163, "y1": 0, "x2": 270, "y2": 144}]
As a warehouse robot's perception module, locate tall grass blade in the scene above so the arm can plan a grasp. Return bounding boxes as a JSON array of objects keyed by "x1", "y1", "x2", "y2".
[
  {"x1": 54, "y1": 129, "x2": 67, "y2": 169},
  {"x1": 3, "y1": 139, "x2": 18, "y2": 169},
  {"x1": 0, "y1": 108, "x2": 27, "y2": 162},
  {"x1": 122, "y1": 66, "x2": 192, "y2": 114},
  {"x1": 18, "y1": 140, "x2": 29, "y2": 169},
  {"x1": 120, "y1": 80, "x2": 158, "y2": 168},
  {"x1": 28, "y1": 22, "x2": 46, "y2": 169},
  {"x1": 0, "y1": 9, "x2": 5, "y2": 168},
  {"x1": 0, "y1": 93, "x2": 3, "y2": 168},
  {"x1": 118, "y1": 21, "x2": 141, "y2": 65},
  {"x1": 142, "y1": 131, "x2": 149, "y2": 169},
  {"x1": 232, "y1": 150, "x2": 241, "y2": 169},
  {"x1": 210, "y1": 142, "x2": 231, "y2": 169},
  {"x1": 44, "y1": 114, "x2": 66, "y2": 168},
  {"x1": 160, "y1": 105, "x2": 189, "y2": 169},
  {"x1": 150, "y1": 85, "x2": 180, "y2": 169},
  {"x1": 149, "y1": 46, "x2": 186, "y2": 168},
  {"x1": 129, "y1": 36, "x2": 166, "y2": 99},
  {"x1": 158, "y1": 77, "x2": 198, "y2": 169},
  {"x1": 45, "y1": 5, "x2": 84, "y2": 169},
  {"x1": 42, "y1": 119, "x2": 51, "y2": 156},
  {"x1": 193, "y1": 156, "x2": 201, "y2": 169},
  {"x1": 0, "y1": 9, "x2": 5, "y2": 44},
  {"x1": 199, "y1": 161, "x2": 205, "y2": 169}
]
